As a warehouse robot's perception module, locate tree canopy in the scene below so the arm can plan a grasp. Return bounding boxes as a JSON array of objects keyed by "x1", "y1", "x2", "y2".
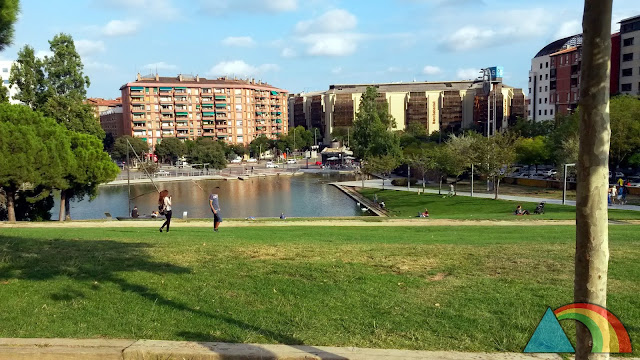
[
  {"x1": 187, "y1": 138, "x2": 227, "y2": 169},
  {"x1": 352, "y1": 86, "x2": 401, "y2": 161},
  {"x1": 155, "y1": 137, "x2": 187, "y2": 164},
  {"x1": 111, "y1": 136, "x2": 149, "y2": 162},
  {"x1": 0, "y1": 0, "x2": 19, "y2": 51}
]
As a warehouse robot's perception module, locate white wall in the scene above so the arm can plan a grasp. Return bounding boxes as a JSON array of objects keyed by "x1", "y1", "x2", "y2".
[
  {"x1": 0, "y1": 61, "x2": 20, "y2": 104},
  {"x1": 528, "y1": 55, "x2": 555, "y2": 122}
]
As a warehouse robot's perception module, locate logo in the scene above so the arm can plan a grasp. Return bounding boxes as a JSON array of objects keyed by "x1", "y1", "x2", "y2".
[{"x1": 524, "y1": 303, "x2": 632, "y2": 353}]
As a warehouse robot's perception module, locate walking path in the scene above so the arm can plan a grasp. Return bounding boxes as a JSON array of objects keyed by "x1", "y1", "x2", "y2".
[
  {"x1": 335, "y1": 179, "x2": 640, "y2": 212},
  {"x1": 3, "y1": 338, "x2": 632, "y2": 360}
]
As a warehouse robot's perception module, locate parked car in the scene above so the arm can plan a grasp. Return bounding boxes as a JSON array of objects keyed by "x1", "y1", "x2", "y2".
[
  {"x1": 230, "y1": 158, "x2": 242, "y2": 164},
  {"x1": 247, "y1": 158, "x2": 257, "y2": 163},
  {"x1": 286, "y1": 159, "x2": 296, "y2": 164},
  {"x1": 266, "y1": 162, "x2": 279, "y2": 168},
  {"x1": 541, "y1": 169, "x2": 557, "y2": 177}
]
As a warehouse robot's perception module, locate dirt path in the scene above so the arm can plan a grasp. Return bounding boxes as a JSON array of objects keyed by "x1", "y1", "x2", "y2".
[{"x1": 0, "y1": 218, "x2": 611, "y2": 228}]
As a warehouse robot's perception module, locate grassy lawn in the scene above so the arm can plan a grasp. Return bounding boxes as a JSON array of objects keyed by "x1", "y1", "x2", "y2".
[
  {"x1": 0, "y1": 226, "x2": 639, "y2": 355},
  {"x1": 359, "y1": 188, "x2": 640, "y2": 221}
]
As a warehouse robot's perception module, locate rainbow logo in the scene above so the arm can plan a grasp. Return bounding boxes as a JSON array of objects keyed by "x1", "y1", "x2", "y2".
[{"x1": 524, "y1": 303, "x2": 632, "y2": 353}]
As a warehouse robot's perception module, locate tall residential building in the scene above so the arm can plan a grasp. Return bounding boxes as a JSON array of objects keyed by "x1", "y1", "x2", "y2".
[
  {"x1": 0, "y1": 60, "x2": 20, "y2": 104},
  {"x1": 120, "y1": 74, "x2": 288, "y2": 147},
  {"x1": 620, "y1": 15, "x2": 640, "y2": 95},
  {"x1": 86, "y1": 97, "x2": 122, "y2": 119},
  {"x1": 289, "y1": 80, "x2": 525, "y2": 143}
]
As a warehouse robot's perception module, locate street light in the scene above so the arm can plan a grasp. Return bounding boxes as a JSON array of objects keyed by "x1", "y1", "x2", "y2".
[{"x1": 563, "y1": 163, "x2": 576, "y2": 205}]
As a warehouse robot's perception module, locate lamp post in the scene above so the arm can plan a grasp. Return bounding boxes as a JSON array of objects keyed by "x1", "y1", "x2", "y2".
[{"x1": 563, "y1": 163, "x2": 576, "y2": 205}]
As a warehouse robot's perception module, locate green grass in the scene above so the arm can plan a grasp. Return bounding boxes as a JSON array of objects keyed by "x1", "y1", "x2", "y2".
[
  {"x1": 0, "y1": 226, "x2": 639, "y2": 355},
  {"x1": 359, "y1": 189, "x2": 640, "y2": 221}
]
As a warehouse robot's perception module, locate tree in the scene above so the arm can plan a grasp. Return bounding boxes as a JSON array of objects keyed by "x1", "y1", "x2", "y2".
[
  {"x1": 352, "y1": 87, "x2": 402, "y2": 161},
  {"x1": 363, "y1": 155, "x2": 398, "y2": 190},
  {"x1": 575, "y1": 0, "x2": 612, "y2": 358},
  {"x1": 187, "y1": 138, "x2": 227, "y2": 170},
  {"x1": 155, "y1": 137, "x2": 187, "y2": 164},
  {"x1": 0, "y1": 187, "x2": 54, "y2": 221},
  {"x1": 609, "y1": 95, "x2": 640, "y2": 168},
  {"x1": 471, "y1": 132, "x2": 519, "y2": 200},
  {"x1": 9, "y1": 45, "x2": 48, "y2": 109},
  {"x1": 103, "y1": 132, "x2": 115, "y2": 152},
  {"x1": 408, "y1": 143, "x2": 438, "y2": 190},
  {"x1": 331, "y1": 126, "x2": 352, "y2": 145},
  {"x1": 0, "y1": 76, "x2": 8, "y2": 103},
  {"x1": 516, "y1": 136, "x2": 551, "y2": 172},
  {"x1": 0, "y1": 0, "x2": 18, "y2": 51},
  {"x1": 0, "y1": 104, "x2": 73, "y2": 221},
  {"x1": 509, "y1": 117, "x2": 554, "y2": 138},
  {"x1": 111, "y1": 136, "x2": 149, "y2": 162},
  {"x1": 250, "y1": 135, "x2": 271, "y2": 159},
  {"x1": 444, "y1": 134, "x2": 474, "y2": 193},
  {"x1": 226, "y1": 143, "x2": 247, "y2": 159}
]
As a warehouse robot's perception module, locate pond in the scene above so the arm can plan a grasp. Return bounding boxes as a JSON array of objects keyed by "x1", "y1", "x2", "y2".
[{"x1": 52, "y1": 174, "x2": 364, "y2": 220}]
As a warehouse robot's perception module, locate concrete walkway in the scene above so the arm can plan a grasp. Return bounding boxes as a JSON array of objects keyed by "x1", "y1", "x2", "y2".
[
  {"x1": 3, "y1": 338, "x2": 630, "y2": 360},
  {"x1": 337, "y1": 179, "x2": 640, "y2": 212}
]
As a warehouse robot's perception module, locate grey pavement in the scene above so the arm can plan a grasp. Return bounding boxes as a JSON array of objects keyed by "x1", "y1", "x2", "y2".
[{"x1": 336, "y1": 179, "x2": 640, "y2": 212}]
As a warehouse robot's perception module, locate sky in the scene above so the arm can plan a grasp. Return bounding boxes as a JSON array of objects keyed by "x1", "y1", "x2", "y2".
[{"x1": 3, "y1": 0, "x2": 638, "y2": 98}]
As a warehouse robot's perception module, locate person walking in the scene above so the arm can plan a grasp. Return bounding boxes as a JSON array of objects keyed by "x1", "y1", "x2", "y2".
[
  {"x1": 610, "y1": 185, "x2": 617, "y2": 205},
  {"x1": 209, "y1": 187, "x2": 222, "y2": 232},
  {"x1": 159, "y1": 190, "x2": 172, "y2": 232}
]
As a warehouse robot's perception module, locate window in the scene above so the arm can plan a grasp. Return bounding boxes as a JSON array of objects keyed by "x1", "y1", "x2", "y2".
[
  {"x1": 545, "y1": 86, "x2": 548, "y2": 91},
  {"x1": 539, "y1": 75, "x2": 542, "y2": 80},
  {"x1": 622, "y1": 68, "x2": 632, "y2": 77},
  {"x1": 529, "y1": 76, "x2": 531, "y2": 83},
  {"x1": 539, "y1": 86, "x2": 542, "y2": 92},
  {"x1": 621, "y1": 83, "x2": 632, "y2": 91},
  {"x1": 544, "y1": 98, "x2": 547, "y2": 104},
  {"x1": 154, "y1": 105, "x2": 159, "y2": 111},
  {"x1": 559, "y1": 57, "x2": 563, "y2": 65},
  {"x1": 544, "y1": 110, "x2": 547, "y2": 115},
  {"x1": 540, "y1": 63, "x2": 542, "y2": 69},
  {"x1": 146, "y1": 105, "x2": 150, "y2": 110},
  {"x1": 145, "y1": 87, "x2": 149, "y2": 93},
  {"x1": 236, "y1": 120, "x2": 243, "y2": 126},
  {"x1": 2, "y1": 79, "x2": 8, "y2": 84},
  {"x1": 565, "y1": 55, "x2": 568, "y2": 63},
  {"x1": 545, "y1": 74, "x2": 548, "y2": 80},
  {"x1": 550, "y1": 109, "x2": 553, "y2": 115},
  {"x1": 539, "y1": 98, "x2": 542, "y2": 104},
  {"x1": 2, "y1": 68, "x2": 7, "y2": 72},
  {"x1": 623, "y1": 53, "x2": 633, "y2": 62},
  {"x1": 546, "y1": 62, "x2": 549, "y2": 68},
  {"x1": 623, "y1": 37, "x2": 634, "y2": 46},
  {"x1": 529, "y1": 88, "x2": 531, "y2": 94},
  {"x1": 538, "y1": 110, "x2": 541, "y2": 116}
]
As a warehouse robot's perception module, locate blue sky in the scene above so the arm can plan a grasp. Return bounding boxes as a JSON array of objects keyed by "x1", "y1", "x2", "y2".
[{"x1": 3, "y1": 0, "x2": 638, "y2": 98}]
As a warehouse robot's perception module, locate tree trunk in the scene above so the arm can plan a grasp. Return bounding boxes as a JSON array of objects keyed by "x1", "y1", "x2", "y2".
[
  {"x1": 6, "y1": 189, "x2": 16, "y2": 222},
  {"x1": 494, "y1": 177, "x2": 500, "y2": 200},
  {"x1": 64, "y1": 192, "x2": 71, "y2": 221},
  {"x1": 575, "y1": 0, "x2": 612, "y2": 359},
  {"x1": 59, "y1": 190, "x2": 66, "y2": 222},
  {"x1": 438, "y1": 176, "x2": 442, "y2": 195},
  {"x1": 422, "y1": 175, "x2": 425, "y2": 191}
]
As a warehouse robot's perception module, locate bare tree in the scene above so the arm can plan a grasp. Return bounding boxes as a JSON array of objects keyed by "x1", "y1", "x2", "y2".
[{"x1": 575, "y1": 0, "x2": 612, "y2": 359}]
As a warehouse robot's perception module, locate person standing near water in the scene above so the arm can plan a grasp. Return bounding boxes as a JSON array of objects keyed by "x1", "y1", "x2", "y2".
[
  {"x1": 159, "y1": 190, "x2": 172, "y2": 232},
  {"x1": 209, "y1": 187, "x2": 222, "y2": 232}
]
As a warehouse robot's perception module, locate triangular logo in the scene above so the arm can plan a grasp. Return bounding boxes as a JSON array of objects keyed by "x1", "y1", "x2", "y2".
[{"x1": 524, "y1": 308, "x2": 575, "y2": 353}]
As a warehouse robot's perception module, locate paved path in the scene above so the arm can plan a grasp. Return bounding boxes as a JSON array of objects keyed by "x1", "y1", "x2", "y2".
[
  {"x1": 336, "y1": 180, "x2": 640, "y2": 212},
  {"x1": 4, "y1": 338, "x2": 635, "y2": 360}
]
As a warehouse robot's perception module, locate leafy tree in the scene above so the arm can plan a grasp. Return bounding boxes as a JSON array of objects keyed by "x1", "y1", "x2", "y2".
[
  {"x1": 515, "y1": 136, "x2": 551, "y2": 172},
  {"x1": 0, "y1": 187, "x2": 54, "y2": 222},
  {"x1": 9, "y1": 45, "x2": 48, "y2": 109},
  {"x1": 43, "y1": 95, "x2": 104, "y2": 138},
  {"x1": 226, "y1": 143, "x2": 247, "y2": 159},
  {"x1": 471, "y1": 132, "x2": 519, "y2": 199},
  {"x1": 444, "y1": 134, "x2": 474, "y2": 193},
  {"x1": 363, "y1": 154, "x2": 399, "y2": 190},
  {"x1": 250, "y1": 135, "x2": 271, "y2": 159},
  {"x1": 609, "y1": 95, "x2": 640, "y2": 168},
  {"x1": 352, "y1": 87, "x2": 401, "y2": 161},
  {"x1": 548, "y1": 112, "x2": 579, "y2": 166},
  {"x1": 0, "y1": 77, "x2": 8, "y2": 103},
  {"x1": 509, "y1": 117, "x2": 554, "y2": 137},
  {"x1": 408, "y1": 143, "x2": 438, "y2": 190},
  {"x1": 111, "y1": 135, "x2": 149, "y2": 162},
  {"x1": 103, "y1": 132, "x2": 115, "y2": 152},
  {"x1": 0, "y1": 104, "x2": 73, "y2": 221},
  {"x1": 187, "y1": 138, "x2": 227, "y2": 169},
  {"x1": 58, "y1": 132, "x2": 120, "y2": 221},
  {"x1": 0, "y1": 0, "x2": 18, "y2": 51},
  {"x1": 331, "y1": 126, "x2": 352, "y2": 145},
  {"x1": 155, "y1": 137, "x2": 187, "y2": 164},
  {"x1": 138, "y1": 161, "x2": 159, "y2": 175}
]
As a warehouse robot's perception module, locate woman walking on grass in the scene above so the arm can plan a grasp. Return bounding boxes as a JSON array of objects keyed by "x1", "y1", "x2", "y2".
[{"x1": 159, "y1": 190, "x2": 172, "y2": 233}]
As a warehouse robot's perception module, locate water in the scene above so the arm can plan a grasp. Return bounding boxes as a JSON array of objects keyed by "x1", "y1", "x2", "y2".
[{"x1": 52, "y1": 174, "x2": 363, "y2": 220}]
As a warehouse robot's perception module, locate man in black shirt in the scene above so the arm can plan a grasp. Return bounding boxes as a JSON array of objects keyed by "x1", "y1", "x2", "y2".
[{"x1": 209, "y1": 187, "x2": 222, "y2": 232}]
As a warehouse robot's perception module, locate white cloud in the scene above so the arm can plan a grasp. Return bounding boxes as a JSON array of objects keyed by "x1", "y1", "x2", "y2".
[
  {"x1": 440, "y1": 8, "x2": 550, "y2": 51},
  {"x1": 207, "y1": 60, "x2": 279, "y2": 77},
  {"x1": 281, "y1": 47, "x2": 297, "y2": 58},
  {"x1": 35, "y1": 50, "x2": 53, "y2": 59},
  {"x1": 222, "y1": 36, "x2": 255, "y2": 47},
  {"x1": 301, "y1": 34, "x2": 359, "y2": 57},
  {"x1": 456, "y1": 68, "x2": 481, "y2": 80},
  {"x1": 387, "y1": 66, "x2": 404, "y2": 73},
  {"x1": 555, "y1": 20, "x2": 581, "y2": 39},
  {"x1": 75, "y1": 40, "x2": 106, "y2": 57},
  {"x1": 294, "y1": 9, "x2": 357, "y2": 34},
  {"x1": 85, "y1": 61, "x2": 115, "y2": 71},
  {"x1": 422, "y1": 65, "x2": 442, "y2": 75},
  {"x1": 331, "y1": 67, "x2": 343, "y2": 74},
  {"x1": 200, "y1": 0, "x2": 298, "y2": 14},
  {"x1": 101, "y1": 19, "x2": 139, "y2": 36},
  {"x1": 143, "y1": 62, "x2": 178, "y2": 71},
  {"x1": 95, "y1": 0, "x2": 180, "y2": 20}
]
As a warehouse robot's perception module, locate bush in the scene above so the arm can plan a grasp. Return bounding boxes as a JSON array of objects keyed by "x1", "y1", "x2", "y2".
[
  {"x1": 391, "y1": 178, "x2": 418, "y2": 186},
  {"x1": 138, "y1": 162, "x2": 159, "y2": 174}
]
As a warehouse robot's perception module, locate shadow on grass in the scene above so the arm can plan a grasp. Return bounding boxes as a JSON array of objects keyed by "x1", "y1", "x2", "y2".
[{"x1": 0, "y1": 235, "x2": 300, "y2": 345}]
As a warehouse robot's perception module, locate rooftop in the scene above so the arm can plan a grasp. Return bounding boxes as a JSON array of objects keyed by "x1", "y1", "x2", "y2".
[
  {"x1": 550, "y1": 46, "x2": 579, "y2": 57},
  {"x1": 121, "y1": 74, "x2": 287, "y2": 92},
  {"x1": 619, "y1": 14, "x2": 640, "y2": 24},
  {"x1": 86, "y1": 97, "x2": 122, "y2": 107},
  {"x1": 534, "y1": 34, "x2": 583, "y2": 58},
  {"x1": 326, "y1": 80, "x2": 490, "y2": 94}
]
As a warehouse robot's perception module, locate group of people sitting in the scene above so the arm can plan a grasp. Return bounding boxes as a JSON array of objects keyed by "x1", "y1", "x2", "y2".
[
  {"x1": 130, "y1": 206, "x2": 160, "y2": 219},
  {"x1": 514, "y1": 202, "x2": 545, "y2": 216}
]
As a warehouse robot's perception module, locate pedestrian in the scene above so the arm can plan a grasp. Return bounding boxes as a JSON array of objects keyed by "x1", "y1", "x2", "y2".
[
  {"x1": 209, "y1": 187, "x2": 222, "y2": 232},
  {"x1": 159, "y1": 190, "x2": 172, "y2": 232},
  {"x1": 619, "y1": 184, "x2": 626, "y2": 205},
  {"x1": 617, "y1": 177, "x2": 624, "y2": 187},
  {"x1": 448, "y1": 183, "x2": 455, "y2": 197},
  {"x1": 610, "y1": 185, "x2": 617, "y2": 205},
  {"x1": 131, "y1": 205, "x2": 139, "y2": 219}
]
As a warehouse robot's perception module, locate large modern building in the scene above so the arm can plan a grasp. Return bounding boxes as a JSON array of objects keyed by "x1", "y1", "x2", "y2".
[
  {"x1": 289, "y1": 80, "x2": 526, "y2": 143},
  {"x1": 119, "y1": 74, "x2": 288, "y2": 147},
  {"x1": 620, "y1": 15, "x2": 640, "y2": 95},
  {"x1": 0, "y1": 60, "x2": 21, "y2": 104},
  {"x1": 100, "y1": 105, "x2": 124, "y2": 137}
]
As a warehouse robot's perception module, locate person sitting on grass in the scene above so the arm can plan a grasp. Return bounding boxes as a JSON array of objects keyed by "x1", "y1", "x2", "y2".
[
  {"x1": 419, "y1": 208, "x2": 429, "y2": 218},
  {"x1": 514, "y1": 205, "x2": 530, "y2": 215}
]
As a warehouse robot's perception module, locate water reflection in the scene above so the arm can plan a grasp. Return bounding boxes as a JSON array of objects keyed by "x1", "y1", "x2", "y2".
[{"x1": 53, "y1": 174, "x2": 361, "y2": 220}]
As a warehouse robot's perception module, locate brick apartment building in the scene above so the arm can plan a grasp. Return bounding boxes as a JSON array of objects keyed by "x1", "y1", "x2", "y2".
[
  {"x1": 119, "y1": 74, "x2": 288, "y2": 148},
  {"x1": 289, "y1": 80, "x2": 526, "y2": 143}
]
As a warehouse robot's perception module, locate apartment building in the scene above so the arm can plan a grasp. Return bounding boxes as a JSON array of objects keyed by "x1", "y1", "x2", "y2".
[
  {"x1": 620, "y1": 15, "x2": 640, "y2": 95},
  {"x1": 86, "y1": 97, "x2": 122, "y2": 119},
  {"x1": 100, "y1": 106, "x2": 124, "y2": 137},
  {"x1": 289, "y1": 80, "x2": 525, "y2": 143},
  {"x1": 120, "y1": 74, "x2": 288, "y2": 147},
  {"x1": 0, "y1": 60, "x2": 20, "y2": 104}
]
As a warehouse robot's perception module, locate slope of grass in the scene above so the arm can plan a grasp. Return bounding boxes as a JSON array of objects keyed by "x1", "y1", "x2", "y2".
[
  {"x1": 359, "y1": 188, "x2": 640, "y2": 221},
  {"x1": 0, "y1": 226, "x2": 638, "y2": 355}
]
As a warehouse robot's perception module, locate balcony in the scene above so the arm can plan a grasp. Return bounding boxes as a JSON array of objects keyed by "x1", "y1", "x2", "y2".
[
  {"x1": 174, "y1": 97, "x2": 188, "y2": 104},
  {"x1": 160, "y1": 97, "x2": 173, "y2": 103},
  {"x1": 176, "y1": 122, "x2": 189, "y2": 129},
  {"x1": 132, "y1": 106, "x2": 145, "y2": 111},
  {"x1": 214, "y1": 95, "x2": 227, "y2": 101},
  {"x1": 203, "y1": 131, "x2": 215, "y2": 137},
  {"x1": 159, "y1": 87, "x2": 173, "y2": 94},
  {"x1": 161, "y1": 122, "x2": 175, "y2": 129},
  {"x1": 201, "y1": 89, "x2": 213, "y2": 95},
  {"x1": 177, "y1": 132, "x2": 189, "y2": 138},
  {"x1": 202, "y1": 122, "x2": 215, "y2": 129}
]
